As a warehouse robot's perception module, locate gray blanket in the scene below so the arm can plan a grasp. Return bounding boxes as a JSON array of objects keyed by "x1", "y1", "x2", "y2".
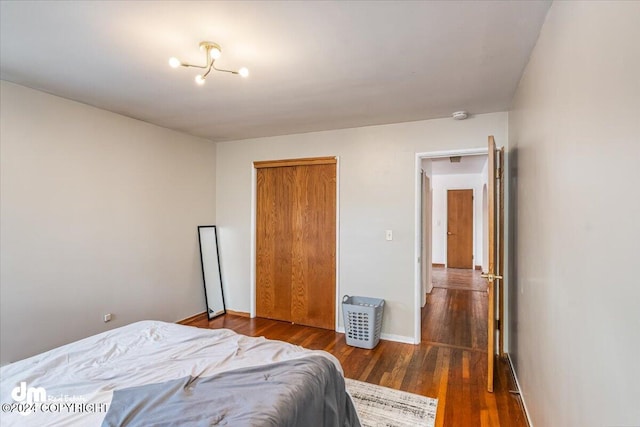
[{"x1": 102, "y1": 355, "x2": 360, "y2": 427}]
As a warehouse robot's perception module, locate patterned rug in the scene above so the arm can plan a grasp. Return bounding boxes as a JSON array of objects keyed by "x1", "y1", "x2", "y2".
[{"x1": 345, "y1": 378, "x2": 437, "y2": 427}]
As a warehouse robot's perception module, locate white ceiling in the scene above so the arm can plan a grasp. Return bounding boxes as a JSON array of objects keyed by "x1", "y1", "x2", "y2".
[
  {"x1": 0, "y1": 1, "x2": 550, "y2": 142},
  {"x1": 431, "y1": 155, "x2": 488, "y2": 175}
]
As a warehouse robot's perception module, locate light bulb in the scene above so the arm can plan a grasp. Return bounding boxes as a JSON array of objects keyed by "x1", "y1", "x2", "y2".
[
  {"x1": 195, "y1": 75, "x2": 206, "y2": 85},
  {"x1": 210, "y1": 47, "x2": 221, "y2": 60},
  {"x1": 238, "y1": 67, "x2": 249, "y2": 78},
  {"x1": 168, "y1": 57, "x2": 181, "y2": 68}
]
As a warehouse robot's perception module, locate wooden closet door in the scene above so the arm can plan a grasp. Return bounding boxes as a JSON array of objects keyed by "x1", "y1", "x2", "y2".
[
  {"x1": 256, "y1": 166, "x2": 294, "y2": 322},
  {"x1": 255, "y1": 158, "x2": 336, "y2": 330},
  {"x1": 290, "y1": 163, "x2": 336, "y2": 329}
]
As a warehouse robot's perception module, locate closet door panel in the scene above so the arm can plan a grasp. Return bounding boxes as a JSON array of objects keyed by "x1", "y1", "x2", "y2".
[
  {"x1": 256, "y1": 166, "x2": 294, "y2": 322},
  {"x1": 290, "y1": 164, "x2": 336, "y2": 329}
]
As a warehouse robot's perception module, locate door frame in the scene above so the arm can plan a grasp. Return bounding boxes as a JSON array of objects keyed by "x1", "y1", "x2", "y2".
[
  {"x1": 250, "y1": 157, "x2": 341, "y2": 331},
  {"x1": 420, "y1": 171, "x2": 433, "y2": 307},
  {"x1": 413, "y1": 148, "x2": 487, "y2": 343}
]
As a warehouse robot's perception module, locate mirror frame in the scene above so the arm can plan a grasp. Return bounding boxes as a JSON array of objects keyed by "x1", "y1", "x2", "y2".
[{"x1": 197, "y1": 225, "x2": 226, "y2": 319}]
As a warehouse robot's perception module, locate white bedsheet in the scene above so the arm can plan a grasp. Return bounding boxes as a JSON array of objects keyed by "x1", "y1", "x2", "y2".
[{"x1": 0, "y1": 320, "x2": 342, "y2": 426}]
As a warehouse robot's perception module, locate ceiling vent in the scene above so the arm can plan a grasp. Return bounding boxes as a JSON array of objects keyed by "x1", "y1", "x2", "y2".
[{"x1": 452, "y1": 111, "x2": 468, "y2": 120}]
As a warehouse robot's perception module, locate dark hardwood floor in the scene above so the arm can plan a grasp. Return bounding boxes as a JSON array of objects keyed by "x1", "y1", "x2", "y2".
[
  {"x1": 185, "y1": 267, "x2": 527, "y2": 426},
  {"x1": 432, "y1": 266, "x2": 488, "y2": 292}
]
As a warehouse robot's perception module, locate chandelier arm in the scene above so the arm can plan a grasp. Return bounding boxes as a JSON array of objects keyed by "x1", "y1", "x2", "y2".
[
  {"x1": 212, "y1": 65, "x2": 239, "y2": 75},
  {"x1": 201, "y1": 58, "x2": 215, "y2": 79},
  {"x1": 180, "y1": 63, "x2": 208, "y2": 69}
]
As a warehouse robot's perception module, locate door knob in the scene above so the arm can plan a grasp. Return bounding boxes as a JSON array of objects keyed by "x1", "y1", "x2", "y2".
[
  {"x1": 447, "y1": 231, "x2": 453, "y2": 235},
  {"x1": 481, "y1": 272, "x2": 503, "y2": 282}
]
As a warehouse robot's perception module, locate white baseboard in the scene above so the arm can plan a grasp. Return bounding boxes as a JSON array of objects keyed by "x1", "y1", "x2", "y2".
[
  {"x1": 380, "y1": 332, "x2": 416, "y2": 344},
  {"x1": 335, "y1": 326, "x2": 415, "y2": 345},
  {"x1": 507, "y1": 353, "x2": 533, "y2": 427},
  {"x1": 426, "y1": 282, "x2": 434, "y2": 294}
]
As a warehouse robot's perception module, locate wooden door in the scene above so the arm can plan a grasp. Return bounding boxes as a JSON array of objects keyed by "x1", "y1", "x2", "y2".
[
  {"x1": 290, "y1": 163, "x2": 336, "y2": 328},
  {"x1": 256, "y1": 166, "x2": 294, "y2": 323},
  {"x1": 255, "y1": 157, "x2": 336, "y2": 330},
  {"x1": 447, "y1": 189, "x2": 473, "y2": 269},
  {"x1": 484, "y1": 136, "x2": 504, "y2": 392}
]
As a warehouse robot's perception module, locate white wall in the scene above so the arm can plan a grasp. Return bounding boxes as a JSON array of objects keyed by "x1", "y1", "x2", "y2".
[
  {"x1": 431, "y1": 173, "x2": 485, "y2": 267},
  {"x1": 508, "y1": 2, "x2": 640, "y2": 425},
  {"x1": 0, "y1": 81, "x2": 216, "y2": 365},
  {"x1": 216, "y1": 112, "x2": 508, "y2": 341}
]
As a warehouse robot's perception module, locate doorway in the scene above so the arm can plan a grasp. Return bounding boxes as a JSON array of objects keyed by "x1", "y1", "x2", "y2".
[
  {"x1": 413, "y1": 148, "x2": 487, "y2": 342},
  {"x1": 416, "y1": 141, "x2": 504, "y2": 393}
]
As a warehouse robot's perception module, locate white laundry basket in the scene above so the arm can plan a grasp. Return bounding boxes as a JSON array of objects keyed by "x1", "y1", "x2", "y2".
[{"x1": 342, "y1": 295, "x2": 385, "y2": 349}]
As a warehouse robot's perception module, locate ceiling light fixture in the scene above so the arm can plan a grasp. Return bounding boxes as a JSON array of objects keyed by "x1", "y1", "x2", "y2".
[{"x1": 169, "y1": 41, "x2": 249, "y2": 85}]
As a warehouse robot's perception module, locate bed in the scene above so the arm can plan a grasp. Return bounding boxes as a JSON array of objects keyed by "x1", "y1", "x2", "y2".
[{"x1": 0, "y1": 321, "x2": 360, "y2": 426}]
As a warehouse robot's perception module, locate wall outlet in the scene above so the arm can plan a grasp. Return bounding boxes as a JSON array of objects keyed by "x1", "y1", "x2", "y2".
[{"x1": 103, "y1": 313, "x2": 112, "y2": 323}]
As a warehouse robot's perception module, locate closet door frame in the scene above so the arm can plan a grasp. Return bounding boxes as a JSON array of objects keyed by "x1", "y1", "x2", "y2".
[{"x1": 251, "y1": 156, "x2": 339, "y2": 330}]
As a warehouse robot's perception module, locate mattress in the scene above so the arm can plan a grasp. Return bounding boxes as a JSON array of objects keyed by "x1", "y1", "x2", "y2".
[{"x1": 0, "y1": 320, "x2": 360, "y2": 426}]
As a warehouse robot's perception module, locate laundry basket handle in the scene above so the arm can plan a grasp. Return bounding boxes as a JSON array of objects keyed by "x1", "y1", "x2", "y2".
[{"x1": 342, "y1": 295, "x2": 350, "y2": 303}]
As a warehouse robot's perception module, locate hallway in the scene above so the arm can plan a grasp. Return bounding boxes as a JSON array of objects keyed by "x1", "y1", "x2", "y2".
[{"x1": 423, "y1": 267, "x2": 488, "y2": 350}]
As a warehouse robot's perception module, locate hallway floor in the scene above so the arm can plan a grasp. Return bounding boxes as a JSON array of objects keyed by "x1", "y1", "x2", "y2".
[{"x1": 185, "y1": 267, "x2": 527, "y2": 426}]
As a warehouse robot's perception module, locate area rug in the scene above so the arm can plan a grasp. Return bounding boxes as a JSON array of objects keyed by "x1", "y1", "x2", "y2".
[{"x1": 345, "y1": 378, "x2": 437, "y2": 427}]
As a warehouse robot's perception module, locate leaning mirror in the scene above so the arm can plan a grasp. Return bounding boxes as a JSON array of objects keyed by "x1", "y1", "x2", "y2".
[{"x1": 198, "y1": 225, "x2": 226, "y2": 319}]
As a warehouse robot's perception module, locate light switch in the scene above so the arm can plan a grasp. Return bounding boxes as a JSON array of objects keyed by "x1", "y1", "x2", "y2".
[{"x1": 385, "y1": 230, "x2": 393, "y2": 241}]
